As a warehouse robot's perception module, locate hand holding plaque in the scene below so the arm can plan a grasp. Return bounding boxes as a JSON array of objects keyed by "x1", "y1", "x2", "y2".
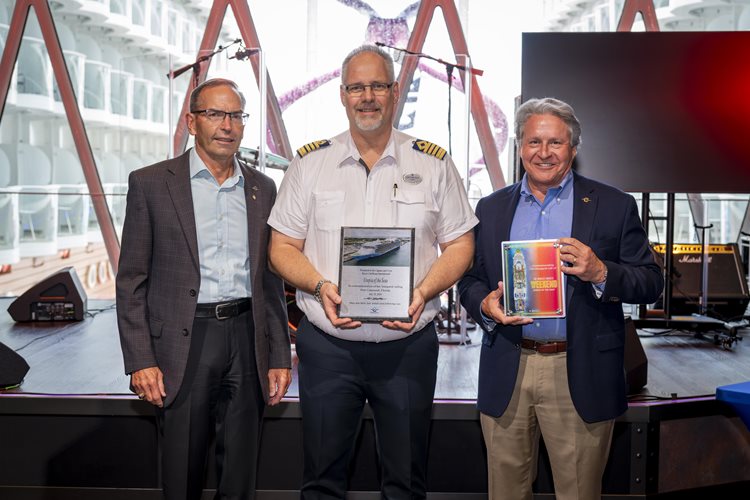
[
  {"x1": 501, "y1": 239, "x2": 566, "y2": 318},
  {"x1": 337, "y1": 227, "x2": 415, "y2": 323}
]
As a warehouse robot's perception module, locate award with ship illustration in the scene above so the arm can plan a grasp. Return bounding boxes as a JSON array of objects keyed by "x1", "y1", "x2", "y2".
[
  {"x1": 501, "y1": 239, "x2": 566, "y2": 318},
  {"x1": 338, "y1": 227, "x2": 415, "y2": 322}
]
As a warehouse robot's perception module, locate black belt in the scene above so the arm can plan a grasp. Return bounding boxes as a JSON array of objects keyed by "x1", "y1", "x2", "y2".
[
  {"x1": 520, "y1": 338, "x2": 567, "y2": 354},
  {"x1": 194, "y1": 298, "x2": 251, "y2": 320}
]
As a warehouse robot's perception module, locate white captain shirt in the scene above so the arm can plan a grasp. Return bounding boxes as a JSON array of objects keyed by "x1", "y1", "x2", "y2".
[{"x1": 268, "y1": 128, "x2": 478, "y2": 342}]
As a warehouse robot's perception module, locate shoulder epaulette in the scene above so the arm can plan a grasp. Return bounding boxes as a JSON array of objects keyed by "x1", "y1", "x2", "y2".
[
  {"x1": 296, "y1": 139, "x2": 331, "y2": 158},
  {"x1": 412, "y1": 139, "x2": 447, "y2": 160}
]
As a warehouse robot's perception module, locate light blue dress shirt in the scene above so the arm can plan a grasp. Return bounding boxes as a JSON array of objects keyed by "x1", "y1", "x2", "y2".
[
  {"x1": 509, "y1": 172, "x2": 574, "y2": 341},
  {"x1": 190, "y1": 148, "x2": 251, "y2": 303}
]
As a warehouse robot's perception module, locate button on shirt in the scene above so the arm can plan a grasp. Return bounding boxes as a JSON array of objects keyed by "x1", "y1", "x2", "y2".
[
  {"x1": 190, "y1": 148, "x2": 251, "y2": 303},
  {"x1": 268, "y1": 129, "x2": 478, "y2": 342},
  {"x1": 510, "y1": 172, "x2": 574, "y2": 341}
]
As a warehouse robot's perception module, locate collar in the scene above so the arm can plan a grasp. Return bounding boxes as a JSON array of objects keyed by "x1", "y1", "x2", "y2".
[
  {"x1": 189, "y1": 148, "x2": 243, "y2": 187},
  {"x1": 339, "y1": 129, "x2": 398, "y2": 168},
  {"x1": 520, "y1": 170, "x2": 574, "y2": 201}
]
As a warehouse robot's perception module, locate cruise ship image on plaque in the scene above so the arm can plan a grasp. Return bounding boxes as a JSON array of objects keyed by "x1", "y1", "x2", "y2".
[
  {"x1": 512, "y1": 249, "x2": 528, "y2": 313},
  {"x1": 346, "y1": 238, "x2": 402, "y2": 263}
]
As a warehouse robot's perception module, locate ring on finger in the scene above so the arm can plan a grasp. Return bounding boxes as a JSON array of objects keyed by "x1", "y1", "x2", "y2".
[{"x1": 137, "y1": 393, "x2": 145, "y2": 399}]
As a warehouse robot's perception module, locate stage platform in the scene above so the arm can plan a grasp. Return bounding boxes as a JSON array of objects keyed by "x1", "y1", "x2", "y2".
[{"x1": 1, "y1": 299, "x2": 750, "y2": 499}]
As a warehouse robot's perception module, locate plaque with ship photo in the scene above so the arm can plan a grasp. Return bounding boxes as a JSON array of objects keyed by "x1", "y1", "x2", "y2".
[
  {"x1": 501, "y1": 239, "x2": 566, "y2": 318},
  {"x1": 338, "y1": 227, "x2": 415, "y2": 322}
]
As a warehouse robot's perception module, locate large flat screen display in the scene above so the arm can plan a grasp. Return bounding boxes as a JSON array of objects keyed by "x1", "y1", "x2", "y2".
[{"x1": 522, "y1": 32, "x2": 750, "y2": 193}]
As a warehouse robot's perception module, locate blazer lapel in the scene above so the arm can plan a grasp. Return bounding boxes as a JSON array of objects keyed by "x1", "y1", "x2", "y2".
[
  {"x1": 240, "y1": 162, "x2": 262, "y2": 286},
  {"x1": 488, "y1": 184, "x2": 522, "y2": 284},
  {"x1": 166, "y1": 152, "x2": 200, "y2": 271},
  {"x1": 567, "y1": 173, "x2": 598, "y2": 302},
  {"x1": 570, "y1": 173, "x2": 598, "y2": 246},
  {"x1": 498, "y1": 184, "x2": 522, "y2": 242}
]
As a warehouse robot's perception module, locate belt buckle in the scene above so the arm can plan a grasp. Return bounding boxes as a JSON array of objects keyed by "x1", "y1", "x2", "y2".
[{"x1": 215, "y1": 303, "x2": 233, "y2": 320}]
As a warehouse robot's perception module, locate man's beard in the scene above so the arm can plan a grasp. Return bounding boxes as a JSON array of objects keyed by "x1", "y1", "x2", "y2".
[{"x1": 353, "y1": 110, "x2": 384, "y2": 132}]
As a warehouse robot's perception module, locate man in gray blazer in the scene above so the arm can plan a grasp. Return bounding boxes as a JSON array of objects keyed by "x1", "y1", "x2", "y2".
[{"x1": 116, "y1": 78, "x2": 291, "y2": 500}]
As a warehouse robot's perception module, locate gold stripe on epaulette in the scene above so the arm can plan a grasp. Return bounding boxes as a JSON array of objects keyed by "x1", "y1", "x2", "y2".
[
  {"x1": 296, "y1": 139, "x2": 332, "y2": 158},
  {"x1": 413, "y1": 140, "x2": 447, "y2": 160}
]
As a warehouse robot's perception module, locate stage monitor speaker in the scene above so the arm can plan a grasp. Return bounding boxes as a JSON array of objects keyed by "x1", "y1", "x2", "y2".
[
  {"x1": 624, "y1": 316, "x2": 647, "y2": 394},
  {"x1": 652, "y1": 243, "x2": 750, "y2": 319},
  {"x1": 0, "y1": 341, "x2": 30, "y2": 389},
  {"x1": 7, "y1": 267, "x2": 87, "y2": 322}
]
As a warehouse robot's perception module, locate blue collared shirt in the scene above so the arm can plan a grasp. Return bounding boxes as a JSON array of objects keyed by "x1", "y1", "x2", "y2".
[
  {"x1": 190, "y1": 148, "x2": 251, "y2": 302},
  {"x1": 509, "y1": 172, "x2": 574, "y2": 341}
]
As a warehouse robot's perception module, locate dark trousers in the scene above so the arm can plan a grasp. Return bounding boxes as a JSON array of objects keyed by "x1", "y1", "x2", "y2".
[
  {"x1": 157, "y1": 308, "x2": 264, "y2": 500},
  {"x1": 296, "y1": 318, "x2": 439, "y2": 500}
]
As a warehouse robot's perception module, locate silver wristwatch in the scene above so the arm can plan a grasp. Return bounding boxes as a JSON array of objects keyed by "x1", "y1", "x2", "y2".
[{"x1": 313, "y1": 279, "x2": 332, "y2": 304}]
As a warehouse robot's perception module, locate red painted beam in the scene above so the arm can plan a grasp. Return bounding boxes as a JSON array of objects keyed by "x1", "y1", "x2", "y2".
[
  {"x1": 617, "y1": 0, "x2": 660, "y2": 32},
  {"x1": 172, "y1": 0, "x2": 292, "y2": 160},
  {"x1": 0, "y1": 0, "x2": 121, "y2": 272},
  {"x1": 395, "y1": 0, "x2": 505, "y2": 190}
]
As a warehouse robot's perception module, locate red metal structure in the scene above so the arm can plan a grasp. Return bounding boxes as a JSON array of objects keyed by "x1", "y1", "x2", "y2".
[
  {"x1": 618, "y1": 0, "x2": 661, "y2": 31},
  {"x1": 171, "y1": 0, "x2": 292, "y2": 160},
  {"x1": 396, "y1": 0, "x2": 505, "y2": 189},
  {"x1": 0, "y1": 0, "x2": 120, "y2": 272}
]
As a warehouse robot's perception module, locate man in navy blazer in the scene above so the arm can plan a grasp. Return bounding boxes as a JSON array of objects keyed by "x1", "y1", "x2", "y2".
[{"x1": 459, "y1": 97, "x2": 663, "y2": 500}]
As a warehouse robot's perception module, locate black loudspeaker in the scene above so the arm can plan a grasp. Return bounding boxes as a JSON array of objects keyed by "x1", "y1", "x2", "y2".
[
  {"x1": 653, "y1": 243, "x2": 750, "y2": 319},
  {"x1": 0, "y1": 341, "x2": 30, "y2": 389},
  {"x1": 7, "y1": 267, "x2": 87, "y2": 322},
  {"x1": 624, "y1": 316, "x2": 647, "y2": 394}
]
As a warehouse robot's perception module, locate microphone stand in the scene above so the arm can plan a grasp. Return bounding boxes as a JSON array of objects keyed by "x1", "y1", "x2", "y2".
[
  {"x1": 377, "y1": 42, "x2": 481, "y2": 343},
  {"x1": 166, "y1": 39, "x2": 244, "y2": 84},
  {"x1": 375, "y1": 42, "x2": 483, "y2": 77}
]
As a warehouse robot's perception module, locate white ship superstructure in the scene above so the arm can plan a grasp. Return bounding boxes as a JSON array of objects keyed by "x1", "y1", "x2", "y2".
[{"x1": 0, "y1": 0, "x2": 232, "y2": 296}]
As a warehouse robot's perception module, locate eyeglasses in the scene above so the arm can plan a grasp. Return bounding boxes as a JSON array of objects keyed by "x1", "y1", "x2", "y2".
[
  {"x1": 341, "y1": 82, "x2": 394, "y2": 96},
  {"x1": 192, "y1": 109, "x2": 249, "y2": 125}
]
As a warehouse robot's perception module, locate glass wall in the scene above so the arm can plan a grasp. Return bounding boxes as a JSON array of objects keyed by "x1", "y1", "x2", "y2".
[{"x1": 1, "y1": 0, "x2": 748, "y2": 300}]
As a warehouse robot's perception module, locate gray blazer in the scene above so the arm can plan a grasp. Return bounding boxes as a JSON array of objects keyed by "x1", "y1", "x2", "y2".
[{"x1": 116, "y1": 150, "x2": 290, "y2": 407}]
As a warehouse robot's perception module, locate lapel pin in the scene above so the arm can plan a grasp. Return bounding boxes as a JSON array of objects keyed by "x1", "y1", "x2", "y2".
[
  {"x1": 251, "y1": 185, "x2": 259, "y2": 200},
  {"x1": 582, "y1": 197, "x2": 591, "y2": 203}
]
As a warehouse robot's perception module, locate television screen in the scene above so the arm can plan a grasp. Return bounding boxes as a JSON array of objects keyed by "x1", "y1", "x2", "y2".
[{"x1": 521, "y1": 32, "x2": 750, "y2": 193}]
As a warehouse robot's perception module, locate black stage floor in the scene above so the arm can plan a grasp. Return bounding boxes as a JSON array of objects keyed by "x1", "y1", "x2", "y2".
[
  {"x1": 3, "y1": 300, "x2": 750, "y2": 401},
  {"x1": 2, "y1": 299, "x2": 750, "y2": 498}
]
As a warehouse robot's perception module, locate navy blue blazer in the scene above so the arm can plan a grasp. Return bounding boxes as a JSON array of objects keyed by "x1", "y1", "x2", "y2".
[{"x1": 458, "y1": 173, "x2": 663, "y2": 423}]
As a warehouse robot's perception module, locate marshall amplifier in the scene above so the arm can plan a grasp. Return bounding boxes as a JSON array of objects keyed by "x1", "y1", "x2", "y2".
[{"x1": 653, "y1": 243, "x2": 750, "y2": 319}]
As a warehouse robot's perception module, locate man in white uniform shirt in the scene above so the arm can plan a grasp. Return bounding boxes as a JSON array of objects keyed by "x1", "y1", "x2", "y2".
[{"x1": 268, "y1": 45, "x2": 477, "y2": 499}]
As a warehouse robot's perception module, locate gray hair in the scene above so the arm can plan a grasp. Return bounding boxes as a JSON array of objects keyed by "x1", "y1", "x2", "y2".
[
  {"x1": 341, "y1": 45, "x2": 395, "y2": 83},
  {"x1": 515, "y1": 97, "x2": 581, "y2": 147},
  {"x1": 189, "y1": 78, "x2": 246, "y2": 112}
]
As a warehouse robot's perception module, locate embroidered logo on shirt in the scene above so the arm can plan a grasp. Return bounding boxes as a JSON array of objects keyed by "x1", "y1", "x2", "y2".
[
  {"x1": 402, "y1": 173, "x2": 423, "y2": 185},
  {"x1": 296, "y1": 139, "x2": 331, "y2": 158},
  {"x1": 412, "y1": 140, "x2": 447, "y2": 160}
]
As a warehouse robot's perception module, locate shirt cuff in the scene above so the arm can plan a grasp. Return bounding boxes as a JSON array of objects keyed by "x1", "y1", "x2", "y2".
[
  {"x1": 479, "y1": 309, "x2": 498, "y2": 332},
  {"x1": 592, "y1": 280, "x2": 606, "y2": 298}
]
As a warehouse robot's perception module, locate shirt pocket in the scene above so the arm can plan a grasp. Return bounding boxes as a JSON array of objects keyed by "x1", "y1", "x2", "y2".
[
  {"x1": 393, "y1": 189, "x2": 427, "y2": 229},
  {"x1": 313, "y1": 191, "x2": 345, "y2": 231}
]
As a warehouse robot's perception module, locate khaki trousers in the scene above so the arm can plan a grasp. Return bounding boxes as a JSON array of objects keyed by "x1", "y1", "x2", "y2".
[{"x1": 481, "y1": 350, "x2": 615, "y2": 500}]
